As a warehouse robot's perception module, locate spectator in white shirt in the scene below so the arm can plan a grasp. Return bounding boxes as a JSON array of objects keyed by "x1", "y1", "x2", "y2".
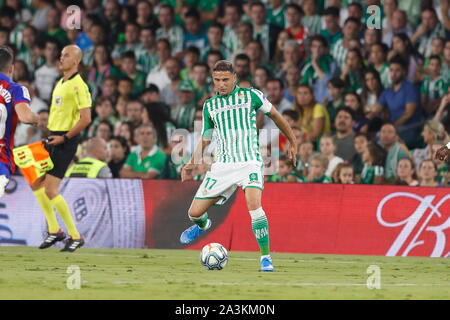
[
  {"x1": 146, "y1": 39, "x2": 171, "y2": 90},
  {"x1": 34, "y1": 37, "x2": 61, "y2": 103},
  {"x1": 320, "y1": 133, "x2": 344, "y2": 177}
]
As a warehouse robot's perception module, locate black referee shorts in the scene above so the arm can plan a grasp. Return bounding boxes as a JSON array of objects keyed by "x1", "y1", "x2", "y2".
[{"x1": 45, "y1": 131, "x2": 80, "y2": 179}]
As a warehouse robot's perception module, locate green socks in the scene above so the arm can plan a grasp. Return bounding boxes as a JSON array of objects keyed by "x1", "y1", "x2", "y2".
[
  {"x1": 190, "y1": 212, "x2": 209, "y2": 229},
  {"x1": 250, "y1": 207, "x2": 270, "y2": 256}
]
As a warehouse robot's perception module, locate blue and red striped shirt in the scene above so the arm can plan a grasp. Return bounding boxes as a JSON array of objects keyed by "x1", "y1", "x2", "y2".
[{"x1": 0, "y1": 73, "x2": 31, "y2": 174}]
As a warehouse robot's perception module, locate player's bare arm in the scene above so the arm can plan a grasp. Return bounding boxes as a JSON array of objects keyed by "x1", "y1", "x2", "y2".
[
  {"x1": 268, "y1": 106, "x2": 297, "y2": 166},
  {"x1": 15, "y1": 102, "x2": 38, "y2": 126},
  {"x1": 48, "y1": 107, "x2": 91, "y2": 146},
  {"x1": 181, "y1": 138, "x2": 212, "y2": 182}
]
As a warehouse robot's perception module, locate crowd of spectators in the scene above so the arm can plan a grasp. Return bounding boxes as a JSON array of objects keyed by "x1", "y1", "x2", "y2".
[{"x1": 4, "y1": 0, "x2": 450, "y2": 186}]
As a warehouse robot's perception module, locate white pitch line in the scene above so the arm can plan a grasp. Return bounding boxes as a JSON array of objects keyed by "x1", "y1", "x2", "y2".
[
  {"x1": 203, "y1": 282, "x2": 450, "y2": 287},
  {"x1": 62, "y1": 253, "x2": 385, "y2": 265},
  {"x1": 2, "y1": 250, "x2": 449, "y2": 267}
]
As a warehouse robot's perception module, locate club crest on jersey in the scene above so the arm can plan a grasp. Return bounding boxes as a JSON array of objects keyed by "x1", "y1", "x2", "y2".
[
  {"x1": 249, "y1": 173, "x2": 258, "y2": 182},
  {"x1": 54, "y1": 96, "x2": 62, "y2": 106},
  {"x1": 239, "y1": 91, "x2": 245, "y2": 101}
]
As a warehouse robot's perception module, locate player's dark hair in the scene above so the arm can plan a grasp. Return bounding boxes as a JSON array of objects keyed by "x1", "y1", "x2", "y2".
[
  {"x1": 0, "y1": 45, "x2": 14, "y2": 73},
  {"x1": 213, "y1": 60, "x2": 235, "y2": 73},
  {"x1": 37, "y1": 108, "x2": 49, "y2": 115}
]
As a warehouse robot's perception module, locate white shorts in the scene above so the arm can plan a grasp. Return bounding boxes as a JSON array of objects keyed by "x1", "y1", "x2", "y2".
[{"x1": 194, "y1": 162, "x2": 264, "y2": 206}]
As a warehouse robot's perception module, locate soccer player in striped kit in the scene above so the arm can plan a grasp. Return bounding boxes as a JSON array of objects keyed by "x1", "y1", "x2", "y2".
[
  {"x1": 180, "y1": 60, "x2": 297, "y2": 272},
  {"x1": 0, "y1": 46, "x2": 39, "y2": 198}
]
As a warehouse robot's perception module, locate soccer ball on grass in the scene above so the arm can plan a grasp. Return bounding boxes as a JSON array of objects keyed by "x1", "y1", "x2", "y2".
[{"x1": 200, "y1": 243, "x2": 228, "y2": 270}]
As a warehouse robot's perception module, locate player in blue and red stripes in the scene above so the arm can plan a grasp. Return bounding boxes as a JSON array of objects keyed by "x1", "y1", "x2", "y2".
[{"x1": 0, "y1": 46, "x2": 39, "y2": 197}]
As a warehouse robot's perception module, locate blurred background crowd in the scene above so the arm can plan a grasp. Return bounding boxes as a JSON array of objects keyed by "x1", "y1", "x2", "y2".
[{"x1": 3, "y1": 0, "x2": 450, "y2": 186}]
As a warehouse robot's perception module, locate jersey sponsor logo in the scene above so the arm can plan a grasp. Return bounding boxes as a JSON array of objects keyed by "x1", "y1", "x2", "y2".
[
  {"x1": 0, "y1": 85, "x2": 11, "y2": 103},
  {"x1": 210, "y1": 102, "x2": 248, "y2": 117}
]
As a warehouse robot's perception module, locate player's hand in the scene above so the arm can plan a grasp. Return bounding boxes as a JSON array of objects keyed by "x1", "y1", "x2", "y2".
[
  {"x1": 181, "y1": 163, "x2": 196, "y2": 182},
  {"x1": 435, "y1": 146, "x2": 450, "y2": 162},
  {"x1": 47, "y1": 135, "x2": 64, "y2": 146},
  {"x1": 287, "y1": 143, "x2": 297, "y2": 167}
]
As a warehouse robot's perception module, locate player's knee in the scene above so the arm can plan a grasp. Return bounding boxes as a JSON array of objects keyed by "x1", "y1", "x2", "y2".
[
  {"x1": 246, "y1": 199, "x2": 261, "y2": 211},
  {"x1": 188, "y1": 207, "x2": 205, "y2": 218},
  {"x1": 44, "y1": 188, "x2": 59, "y2": 200}
]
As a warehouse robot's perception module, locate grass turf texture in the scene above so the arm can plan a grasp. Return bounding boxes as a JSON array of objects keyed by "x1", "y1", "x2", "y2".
[{"x1": 0, "y1": 247, "x2": 449, "y2": 300}]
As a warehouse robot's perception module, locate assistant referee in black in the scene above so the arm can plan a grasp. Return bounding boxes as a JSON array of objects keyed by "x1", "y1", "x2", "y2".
[{"x1": 30, "y1": 45, "x2": 92, "y2": 252}]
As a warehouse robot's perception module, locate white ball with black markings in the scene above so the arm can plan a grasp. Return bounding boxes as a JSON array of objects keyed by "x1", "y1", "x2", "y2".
[{"x1": 200, "y1": 243, "x2": 228, "y2": 270}]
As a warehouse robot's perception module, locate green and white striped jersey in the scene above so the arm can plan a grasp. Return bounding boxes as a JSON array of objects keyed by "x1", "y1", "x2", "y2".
[
  {"x1": 202, "y1": 86, "x2": 273, "y2": 164},
  {"x1": 331, "y1": 39, "x2": 348, "y2": 71},
  {"x1": 421, "y1": 75, "x2": 449, "y2": 100}
]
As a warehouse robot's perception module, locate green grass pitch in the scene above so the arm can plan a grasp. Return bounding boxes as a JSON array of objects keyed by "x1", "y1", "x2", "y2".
[{"x1": 0, "y1": 247, "x2": 449, "y2": 300}]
